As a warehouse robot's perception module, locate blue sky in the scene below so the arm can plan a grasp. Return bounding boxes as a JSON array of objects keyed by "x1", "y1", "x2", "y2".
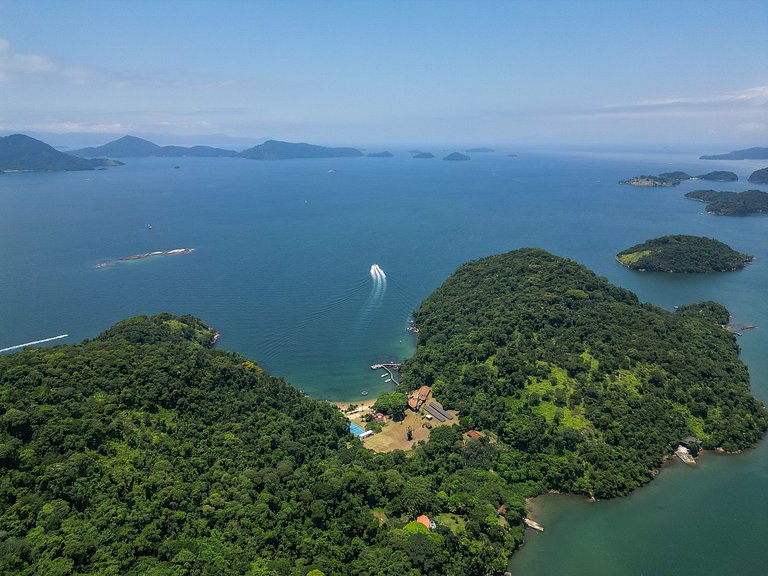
[{"x1": 1, "y1": 0, "x2": 766, "y2": 148}]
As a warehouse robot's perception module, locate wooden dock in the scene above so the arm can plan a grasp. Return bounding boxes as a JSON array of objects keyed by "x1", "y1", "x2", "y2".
[{"x1": 371, "y1": 363, "x2": 401, "y2": 385}]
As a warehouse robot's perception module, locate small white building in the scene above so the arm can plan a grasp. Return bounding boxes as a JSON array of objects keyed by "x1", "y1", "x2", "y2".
[{"x1": 359, "y1": 430, "x2": 374, "y2": 440}]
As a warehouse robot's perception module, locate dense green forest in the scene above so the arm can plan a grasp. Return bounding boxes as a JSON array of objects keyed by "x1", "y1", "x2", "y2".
[
  {"x1": 616, "y1": 235, "x2": 753, "y2": 272},
  {"x1": 685, "y1": 189, "x2": 768, "y2": 215},
  {"x1": 2, "y1": 255, "x2": 766, "y2": 575},
  {"x1": 0, "y1": 314, "x2": 526, "y2": 576},
  {"x1": 401, "y1": 249, "x2": 767, "y2": 498},
  {"x1": 696, "y1": 170, "x2": 738, "y2": 182}
]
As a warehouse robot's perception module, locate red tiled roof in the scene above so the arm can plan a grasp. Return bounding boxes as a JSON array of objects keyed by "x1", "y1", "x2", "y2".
[
  {"x1": 466, "y1": 430, "x2": 482, "y2": 439},
  {"x1": 416, "y1": 515, "x2": 431, "y2": 528}
]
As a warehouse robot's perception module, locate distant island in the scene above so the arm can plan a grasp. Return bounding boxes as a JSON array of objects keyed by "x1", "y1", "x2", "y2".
[
  {"x1": 616, "y1": 235, "x2": 753, "y2": 273},
  {"x1": 465, "y1": 147, "x2": 494, "y2": 153},
  {"x1": 659, "y1": 171, "x2": 692, "y2": 181},
  {"x1": 619, "y1": 174, "x2": 686, "y2": 186},
  {"x1": 698, "y1": 170, "x2": 738, "y2": 182},
  {"x1": 412, "y1": 152, "x2": 434, "y2": 159},
  {"x1": 0, "y1": 134, "x2": 122, "y2": 172},
  {"x1": 685, "y1": 189, "x2": 768, "y2": 215},
  {"x1": 619, "y1": 170, "x2": 737, "y2": 186},
  {"x1": 239, "y1": 139, "x2": 363, "y2": 160},
  {"x1": 72, "y1": 135, "x2": 239, "y2": 158},
  {"x1": 366, "y1": 151, "x2": 394, "y2": 158},
  {"x1": 748, "y1": 167, "x2": 768, "y2": 183},
  {"x1": 443, "y1": 152, "x2": 470, "y2": 161},
  {"x1": 95, "y1": 248, "x2": 195, "y2": 269},
  {"x1": 700, "y1": 147, "x2": 768, "y2": 160}
]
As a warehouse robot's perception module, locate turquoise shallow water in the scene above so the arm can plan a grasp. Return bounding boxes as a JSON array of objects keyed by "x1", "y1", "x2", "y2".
[{"x1": 1, "y1": 149, "x2": 766, "y2": 573}]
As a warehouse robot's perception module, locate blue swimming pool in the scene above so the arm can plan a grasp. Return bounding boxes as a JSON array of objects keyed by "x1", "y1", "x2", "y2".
[{"x1": 348, "y1": 422, "x2": 366, "y2": 436}]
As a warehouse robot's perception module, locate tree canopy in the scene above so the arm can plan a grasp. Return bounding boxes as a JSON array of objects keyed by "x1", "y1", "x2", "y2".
[
  {"x1": 401, "y1": 249, "x2": 767, "y2": 498},
  {"x1": 0, "y1": 313, "x2": 525, "y2": 576},
  {"x1": 685, "y1": 189, "x2": 768, "y2": 215},
  {"x1": 616, "y1": 235, "x2": 753, "y2": 273}
]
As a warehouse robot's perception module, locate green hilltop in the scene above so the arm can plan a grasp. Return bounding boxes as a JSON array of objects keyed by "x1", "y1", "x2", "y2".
[
  {"x1": 0, "y1": 314, "x2": 526, "y2": 576},
  {"x1": 401, "y1": 249, "x2": 766, "y2": 497},
  {"x1": 616, "y1": 235, "x2": 753, "y2": 273}
]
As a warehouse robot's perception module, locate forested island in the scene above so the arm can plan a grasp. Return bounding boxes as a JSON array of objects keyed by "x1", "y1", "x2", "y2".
[
  {"x1": 697, "y1": 170, "x2": 738, "y2": 182},
  {"x1": 0, "y1": 134, "x2": 122, "y2": 172},
  {"x1": 413, "y1": 152, "x2": 435, "y2": 159},
  {"x1": 443, "y1": 152, "x2": 470, "y2": 161},
  {"x1": 616, "y1": 235, "x2": 753, "y2": 272},
  {"x1": 401, "y1": 249, "x2": 766, "y2": 498},
  {"x1": 619, "y1": 172, "x2": 690, "y2": 186},
  {"x1": 685, "y1": 189, "x2": 768, "y2": 215},
  {"x1": 619, "y1": 170, "x2": 741, "y2": 187},
  {"x1": 240, "y1": 140, "x2": 363, "y2": 160},
  {"x1": 366, "y1": 151, "x2": 394, "y2": 158},
  {"x1": 748, "y1": 167, "x2": 768, "y2": 183}
]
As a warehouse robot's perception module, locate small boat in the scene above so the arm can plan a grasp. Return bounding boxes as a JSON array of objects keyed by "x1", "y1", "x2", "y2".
[
  {"x1": 380, "y1": 374, "x2": 387, "y2": 378},
  {"x1": 361, "y1": 390, "x2": 369, "y2": 396},
  {"x1": 385, "y1": 378, "x2": 391, "y2": 383},
  {"x1": 147, "y1": 224, "x2": 152, "y2": 230},
  {"x1": 328, "y1": 168, "x2": 337, "y2": 173}
]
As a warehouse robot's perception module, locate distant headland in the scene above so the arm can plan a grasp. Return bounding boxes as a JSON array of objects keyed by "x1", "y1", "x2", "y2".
[
  {"x1": 700, "y1": 147, "x2": 768, "y2": 160},
  {"x1": 72, "y1": 135, "x2": 239, "y2": 158},
  {"x1": 0, "y1": 134, "x2": 123, "y2": 172},
  {"x1": 616, "y1": 235, "x2": 753, "y2": 273}
]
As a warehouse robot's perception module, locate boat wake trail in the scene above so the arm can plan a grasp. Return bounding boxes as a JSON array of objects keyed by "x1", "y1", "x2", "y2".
[
  {"x1": 0, "y1": 334, "x2": 68, "y2": 354},
  {"x1": 367, "y1": 263, "x2": 387, "y2": 311},
  {"x1": 346, "y1": 263, "x2": 388, "y2": 342}
]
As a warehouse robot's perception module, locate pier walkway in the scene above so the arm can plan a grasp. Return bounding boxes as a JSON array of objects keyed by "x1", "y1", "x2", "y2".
[{"x1": 371, "y1": 363, "x2": 401, "y2": 385}]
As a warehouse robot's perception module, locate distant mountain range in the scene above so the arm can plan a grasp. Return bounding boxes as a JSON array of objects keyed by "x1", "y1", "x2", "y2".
[
  {"x1": 0, "y1": 134, "x2": 122, "y2": 172},
  {"x1": 72, "y1": 135, "x2": 239, "y2": 158},
  {"x1": 700, "y1": 147, "x2": 768, "y2": 160},
  {"x1": 71, "y1": 136, "x2": 366, "y2": 161}
]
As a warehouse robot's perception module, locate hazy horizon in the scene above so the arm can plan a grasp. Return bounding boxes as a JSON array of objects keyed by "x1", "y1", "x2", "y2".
[{"x1": 1, "y1": 0, "x2": 766, "y2": 149}]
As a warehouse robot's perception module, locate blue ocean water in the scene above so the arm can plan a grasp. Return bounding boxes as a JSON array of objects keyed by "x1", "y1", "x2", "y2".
[{"x1": 1, "y1": 149, "x2": 766, "y2": 573}]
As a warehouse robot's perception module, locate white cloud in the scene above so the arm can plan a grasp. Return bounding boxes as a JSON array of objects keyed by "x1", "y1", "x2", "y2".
[
  {"x1": 600, "y1": 86, "x2": 768, "y2": 112},
  {"x1": 0, "y1": 37, "x2": 93, "y2": 83}
]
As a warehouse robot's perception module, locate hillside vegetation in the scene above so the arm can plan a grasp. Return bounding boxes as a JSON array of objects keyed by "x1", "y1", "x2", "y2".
[
  {"x1": 685, "y1": 189, "x2": 768, "y2": 215},
  {"x1": 401, "y1": 249, "x2": 766, "y2": 498},
  {"x1": 0, "y1": 314, "x2": 525, "y2": 576},
  {"x1": 616, "y1": 235, "x2": 753, "y2": 272}
]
